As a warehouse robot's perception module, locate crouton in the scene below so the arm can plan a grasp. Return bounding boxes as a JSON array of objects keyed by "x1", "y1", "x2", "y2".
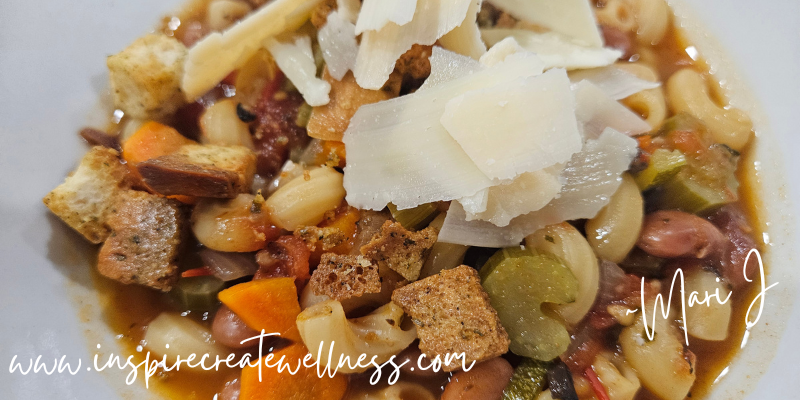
[
  {"x1": 310, "y1": 0, "x2": 337, "y2": 29},
  {"x1": 391, "y1": 266, "x2": 510, "y2": 371},
  {"x1": 97, "y1": 190, "x2": 185, "y2": 291},
  {"x1": 395, "y1": 44, "x2": 432, "y2": 80},
  {"x1": 107, "y1": 34, "x2": 187, "y2": 119},
  {"x1": 360, "y1": 221, "x2": 437, "y2": 281},
  {"x1": 306, "y1": 70, "x2": 396, "y2": 141},
  {"x1": 309, "y1": 253, "x2": 381, "y2": 301},
  {"x1": 170, "y1": 144, "x2": 256, "y2": 193},
  {"x1": 294, "y1": 226, "x2": 347, "y2": 251},
  {"x1": 43, "y1": 146, "x2": 130, "y2": 243}
]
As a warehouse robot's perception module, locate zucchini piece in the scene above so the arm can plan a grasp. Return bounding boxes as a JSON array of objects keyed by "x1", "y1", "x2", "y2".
[
  {"x1": 503, "y1": 358, "x2": 551, "y2": 400},
  {"x1": 480, "y1": 249, "x2": 578, "y2": 360},
  {"x1": 172, "y1": 275, "x2": 225, "y2": 311},
  {"x1": 387, "y1": 202, "x2": 440, "y2": 230},
  {"x1": 634, "y1": 149, "x2": 686, "y2": 190}
]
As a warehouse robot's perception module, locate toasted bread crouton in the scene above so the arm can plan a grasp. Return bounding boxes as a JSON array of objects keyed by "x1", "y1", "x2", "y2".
[
  {"x1": 391, "y1": 265, "x2": 510, "y2": 371},
  {"x1": 309, "y1": 253, "x2": 381, "y2": 301},
  {"x1": 97, "y1": 190, "x2": 185, "y2": 291},
  {"x1": 395, "y1": 44, "x2": 432, "y2": 80},
  {"x1": 43, "y1": 146, "x2": 130, "y2": 243},
  {"x1": 360, "y1": 221, "x2": 437, "y2": 281},
  {"x1": 310, "y1": 0, "x2": 336, "y2": 29},
  {"x1": 172, "y1": 144, "x2": 256, "y2": 193},
  {"x1": 107, "y1": 34, "x2": 187, "y2": 119},
  {"x1": 306, "y1": 70, "x2": 396, "y2": 141},
  {"x1": 294, "y1": 225, "x2": 347, "y2": 251}
]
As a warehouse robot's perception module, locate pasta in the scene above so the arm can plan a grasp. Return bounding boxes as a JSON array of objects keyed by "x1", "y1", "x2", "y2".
[
  {"x1": 617, "y1": 63, "x2": 667, "y2": 130},
  {"x1": 629, "y1": 0, "x2": 670, "y2": 45},
  {"x1": 683, "y1": 268, "x2": 732, "y2": 341},
  {"x1": 349, "y1": 382, "x2": 437, "y2": 400},
  {"x1": 585, "y1": 173, "x2": 643, "y2": 263},
  {"x1": 595, "y1": 0, "x2": 637, "y2": 33},
  {"x1": 207, "y1": 0, "x2": 253, "y2": 31},
  {"x1": 666, "y1": 68, "x2": 753, "y2": 151},
  {"x1": 296, "y1": 300, "x2": 417, "y2": 373},
  {"x1": 620, "y1": 312, "x2": 696, "y2": 400},
  {"x1": 525, "y1": 222, "x2": 599, "y2": 326},
  {"x1": 592, "y1": 352, "x2": 641, "y2": 400},
  {"x1": 264, "y1": 166, "x2": 346, "y2": 230}
]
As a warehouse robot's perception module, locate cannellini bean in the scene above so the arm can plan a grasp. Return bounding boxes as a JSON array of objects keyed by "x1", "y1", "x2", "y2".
[
  {"x1": 144, "y1": 313, "x2": 229, "y2": 366},
  {"x1": 192, "y1": 194, "x2": 281, "y2": 252},
  {"x1": 199, "y1": 99, "x2": 255, "y2": 149},
  {"x1": 264, "y1": 166, "x2": 346, "y2": 230},
  {"x1": 586, "y1": 173, "x2": 644, "y2": 263},
  {"x1": 592, "y1": 353, "x2": 641, "y2": 400},
  {"x1": 637, "y1": 210, "x2": 726, "y2": 259},
  {"x1": 212, "y1": 305, "x2": 260, "y2": 349},
  {"x1": 441, "y1": 358, "x2": 514, "y2": 400}
]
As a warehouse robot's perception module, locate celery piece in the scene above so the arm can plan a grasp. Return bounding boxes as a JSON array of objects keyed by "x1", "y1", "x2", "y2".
[
  {"x1": 481, "y1": 249, "x2": 578, "y2": 360},
  {"x1": 172, "y1": 276, "x2": 225, "y2": 311},
  {"x1": 295, "y1": 103, "x2": 313, "y2": 127},
  {"x1": 634, "y1": 149, "x2": 686, "y2": 190},
  {"x1": 503, "y1": 359, "x2": 551, "y2": 400},
  {"x1": 655, "y1": 172, "x2": 736, "y2": 214},
  {"x1": 387, "y1": 203, "x2": 440, "y2": 230}
]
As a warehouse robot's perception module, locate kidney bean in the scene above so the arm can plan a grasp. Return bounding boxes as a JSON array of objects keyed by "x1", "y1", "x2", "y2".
[
  {"x1": 396, "y1": 344, "x2": 444, "y2": 379},
  {"x1": 441, "y1": 358, "x2": 514, "y2": 400},
  {"x1": 219, "y1": 379, "x2": 240, "y2": 400},
  {"x1": 637, "y1": 210, "x2": 726, "y2": 259},
  {"x1": 709, "y1": 205, "x2": 759, "y2": 289},
  {"x1": 212, "y1": 305, "x2": 259, "y2": 349}
]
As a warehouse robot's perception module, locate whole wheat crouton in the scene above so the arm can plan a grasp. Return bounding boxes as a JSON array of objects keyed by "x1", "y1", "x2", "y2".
[
  {"x1": 137, "y1": 143, "x2": 256, "y2": 198},
  {"x1": 294, "y1": 225, "x2": 347, "y2": 251},
  {"x1": 107, "y1": 34, "x2": 187, "y2": 119},
  {"x1": 43, "y1": 146, "x2": 130, "y2": 243},
  {"x1": 309, "y1": 253, "x2": 381, "y2": 301},
  {"x1": 360, "y1": 221, "x2": 437, "y2": 281},
  {"x1": 391, "y1": 265, "x2": 510, "y2": 371},
  {"x1": 310, "y1": 0, "x2": 337, "y2": 29},
  {"x1": 395, "y1": 44, "x2": 432, "y2": 80},
  {"x1": 97, "y1": 190, "x2": 185, "y2": 291}
]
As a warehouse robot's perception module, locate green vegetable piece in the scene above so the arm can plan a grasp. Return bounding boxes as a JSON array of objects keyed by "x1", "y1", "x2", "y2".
[
  {"x1": 295, "y1": 103, "x2": 313, "y2": 127},
  {"x1": 634, "y1": 148, "x2": 687, "y2": 190},
  {"x1": 387, "y1": 203, "x2": 440, "y2": 230},
  {"x1": 480, "y1": 248, "x2": 578, "y2": 360},
  {"x1": 172, "y1": 275, "x2": 225, "y2": 311},
  {"x1": 503, "y1": 359, "x2": 551, "y2": 400},
  {"x1": 656, "y1": 172, "x2": 736, "y2": 214}
]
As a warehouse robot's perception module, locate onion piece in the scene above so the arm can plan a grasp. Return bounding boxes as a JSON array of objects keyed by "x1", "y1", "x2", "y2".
[
  {"x1": 355, "y1": 0, "x2": 417, "y2": 34},
  {"x1": 353, "y1": 0, "x2": 472, "y2": 89},
  {"x1": 265, "y1": 35, "x2": 330, "y2": 106},
  {"x1": 481, "y1": 29, "x2": 622, "y2": 70},
  {"x1": 438, "y1": 0, "x2": 486, "y2": 60},
  {"x1": 200, "y1": 248, "x2": 259, "y2": 281},
  {"x1": 573, "y1": 80, "x2": 651, "y2": 139},
  {"x1": 569, "y1": 65, "x2": 660, "y2": 100},
  {"x1": 318, "y1": 11, "x2": 359, "y2": 80}
]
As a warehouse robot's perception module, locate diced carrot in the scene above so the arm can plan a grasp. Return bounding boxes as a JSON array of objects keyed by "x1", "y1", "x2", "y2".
[
  {"x1": 218, "y1": 278, "x2": 301, "y2": 340},
  {"x1": 122, "y1": 121, "x2": 195, "y2": 165},
  {"x1": 181, "y1": 266, "x2": 214, "y2": 278},
  {"x1": 314, "y1": 140, "x2": 346, "y2": 168},
  {"x1": 240, "y1": 342, "x2": 348, "y2": 400},
  {"x1": 668, "y1": 130, "x2": 705, "y2": 156},
  {"x1": 585, "y1": 367, "x2": 611, "y2": 400}
]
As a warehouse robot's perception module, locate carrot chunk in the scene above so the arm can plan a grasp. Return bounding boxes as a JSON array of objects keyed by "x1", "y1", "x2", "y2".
[
  {"x1": 122, "y1": 121, "x2": 195, "y2": 165},
  {"x1": 218, "y1": 278, "x2": 301, "y2": 340}
]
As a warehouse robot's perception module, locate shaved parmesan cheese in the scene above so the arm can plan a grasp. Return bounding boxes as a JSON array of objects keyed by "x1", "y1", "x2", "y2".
[
  {"x1": 488, "y1": 0, "x2": 603, "y2": 47},
  {"x1": 337, "y1": 0, "x2": 361, "y2": 23},
  {"x1": 418, "y1": 47, "x2": 482, "y2": 91},
  {"x1": 569, "y1": 66, "x2": 660, "y2": 100},
  {"x1": 318, "y1": 11, "x2": 358, "y2": 80},
  {"x1": 355, "y1": 0, "x2": 417, "y2": 34},
  {"x1": 343, "y1": 51, "x2": 545, "y2": 209},
  {"x1": 481, "y1": 29, "x2": 621, "y2": 70},
  {"x1": 182, "y1": 0, "x2": 324, "y2": 100},
  {"x1": 353, "y1": 0, "x2": 472, "y2": 89},
  {"x1": 574, "y1": 80, "x2": 651, "y2": 139},
  {"x1": 463, "y1": 167, "x2": 563, "y2": 226},
  {"x1": 439, "y1": 0, "x2": 486, "y2": 60},
  {"x1": 459, "y1": 189, "x2": 489, "y2": 215},
  {"x1": 439, "y1": 128, "x2": 638, "y2": 246},
  {"x1": 479, "y1": 37, "x2": 526, "y2": 67},
  {"x1": 265, "y1": 35, "x2": 331, "y2": 106},
  {"x1": 441, "y1": 68, "x2": 581, "y2": 181}
]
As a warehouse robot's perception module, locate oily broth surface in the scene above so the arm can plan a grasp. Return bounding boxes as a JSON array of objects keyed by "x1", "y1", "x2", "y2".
[{"x1": 91, "y1": 7, "x2": 766, "y2": 400}]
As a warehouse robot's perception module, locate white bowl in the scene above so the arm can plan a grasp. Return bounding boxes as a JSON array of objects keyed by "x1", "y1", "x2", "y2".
[{"x1": 0, "y1": 0, "x2": 798, "y2": 398}]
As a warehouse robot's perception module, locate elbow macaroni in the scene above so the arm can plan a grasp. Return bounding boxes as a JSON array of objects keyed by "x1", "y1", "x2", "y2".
[
  {"x1": 617, "y1": 63, "x2": 667, "y2": 130},
  {"x1": 596, "y1": 0, "x2": 637, "y2": 33},
  {"x1": 630, "y1": 0, "x2": 670, "y2": 45},
  {"x1": 350, "y1": 382, "x2": 437, "y2": 400},
  {"x1": 585, "y1": 173, "x2": 644, "y2": 263},
  {"x1": 525, "y1": 223, "x2": 599, "y2": 326},
  {"x1": 666, "y1": 68, "x2": 753, "y2": 150}
]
